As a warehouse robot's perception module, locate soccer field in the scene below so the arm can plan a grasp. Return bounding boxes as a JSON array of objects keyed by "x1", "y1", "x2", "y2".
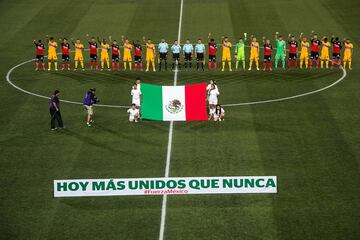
[{"x1": 1, "y1": 0, "x2": 360, "y2": 239}]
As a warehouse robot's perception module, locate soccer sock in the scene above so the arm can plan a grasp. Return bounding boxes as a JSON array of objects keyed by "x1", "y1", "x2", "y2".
[
  {"x1": 309, "y1": 60, "x2": 313, "y2": 68},
  {"x1": 300, "y1": 60, "x2": 303, "y2": 69},
  {"x1": 242, "y1": 60, "x2": 245, "y2": 69},
  {"x1": 101, "y1": 60, "x2": 104, "y2": 69},
  {"x1": 95, "y1": 61, "x2": 98, "y2": 69},
  {"x1": 255, "y1": 60, "x2": 259, "y2": 68},
  {"x1": 42, "y1": 63, "x2": 45, "y2": 69},
  {"x1": 80, "y1": 61, "x2": 84, "y2": 69},
  {"x1": 75, "y1": 61, "x2": 78, "y2": 69},
  {"x1": 151, "y1": 61, "x2": 154, "y2": 71},
  {"x1": 321, "y1": 60, "x2": 324, "y2": 68},
  {"x1": 112, "y1": 62, "x2": 115, "y2": 70},
  {"x1": 349, "y1": 61, "x2": 352, "y2": 69},
  {"x1": 90, "y1": 61, "x2": 93, "y2": 70},
  {"x1": 106, "y1": 60, "x2": 110, "y2": 69},
  {"x1": 190, "y1": 62, "x2": 192, "y2": 68},
  {"x1": 222, "y1": 62, "x2": 225, "y2": 70},
  {"x1": 269, "y1": 62, "x2": 273, "y2": 69},
  {"x1": 326, "y1": 61, "x2": 329, "y2": 68},
  {"x1": 165, "y1": 61, "x2": 167, "y2": 70},
  {"x1": 35, "y1": 62, "x2": 39, "y2": 69},
  {"x1": 337, "y1": 59, "x2": 341, "y2": 66},
  {"x1": 282, "y1": 59, "x2": 285, "y2": 68},
  {"x1": 287, "y1": 60, "x2": 291, "y2": 69},
  {"x1": 197, "y1": 62, "x2": 199, "y2": 69},
  {"x1": 235, "y1": 61, "x2": 239, "y2": 70},
  {"x1": 67, "y1": 63, "x2": 70, "y2": 69},
  {"x1": 117, "y1": 62, "x2": 120, "y2": 70},
  {"x1": 201, "y1": 62, "x2": 204, "y2": 70},
  {"x1": 208, "y1": 62, "x2": 211, "y2": 70},
  {"x1": 275, "y1": 59, "x2": 278, "y2": 68},
  {"x1": 249, "y1": 61, "x2": 252, "y2": 69},
  {"x1": 294, "y1": 61, "x2": 297, "y2": 69},
  {"x1": 129, "y1": 62, "x2": 132, "y2": 70},
  {"x1": 146, "y1": 61, "x2": 149, "y2": 70},
  {"x1": 62, "y1": 63, "x2": 65, "y2": 69},
  {"x1": 228, "y1": 62, "x2": 232, "y2": 70},
  {"x1": 343, "y1": 61, "x2": 346, "y2": 68},
  {"x1": 124, "y1": 62, "x2": 127, "y2": 70},
  {"x1": 54, "y1": 62, "x2": 58, "y2": 70},
  {"x1": 305, "y1": 59, "x2": 308, "y2": 68},
  {"x1": 332, "y1": 59, "x2": 335, "y2": 66},
  {"x1": 263, "y1": 62, "x2": 266, "y2": 70},
  {"x1": 214, "y1": 62, "x2": 216, "y2": 70},
  {"x1": 315, "y1": 60, "x2": 319, "y2": 68}
]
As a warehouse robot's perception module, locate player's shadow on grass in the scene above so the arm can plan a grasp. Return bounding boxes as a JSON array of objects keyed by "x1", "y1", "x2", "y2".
[{"x1": 61, "y1": 129, "x2": 128, "y2": 155}]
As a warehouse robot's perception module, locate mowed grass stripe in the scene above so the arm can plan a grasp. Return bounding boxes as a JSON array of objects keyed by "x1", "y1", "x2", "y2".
[{"x1": 165, "y1": 1, "x2": 278, "y2": 239}]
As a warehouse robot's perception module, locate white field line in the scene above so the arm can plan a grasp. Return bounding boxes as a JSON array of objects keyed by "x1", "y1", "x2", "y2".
[{"x1": 158, "y1": 1, "x2": 183, "y2": 240}]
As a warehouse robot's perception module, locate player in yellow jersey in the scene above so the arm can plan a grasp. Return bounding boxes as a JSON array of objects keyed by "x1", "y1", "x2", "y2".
[
  {"x1": 98, "y1": 37, "x2": 110, "y2": 71},
  {"x1": 122, "y1": 36, "x2": 133, "y2": 70},
  {"x1": 46, "y1": 36, "x2": 58, "y2": 71},
  {"x1": 221, "y1": 36, "x2": 232, "y2": 71},
  {"x1": 248, "y1": 35, "x2": 260, "y2": 71},
  {"x1": 143, "y1": 37, "x2": 156, "y2": 72},
  {"x1": 299, "y1": 33, "x2": 310, "y2": 69},
  {"x1": 320, "y1": 37, "x2": 331, "y2": 68},
  {"x1": 71, "y1": 38, "x2": 84, "y2": 71},
  {"x1": 343, "y1": 39, "x2": 353, "y2": 70}
]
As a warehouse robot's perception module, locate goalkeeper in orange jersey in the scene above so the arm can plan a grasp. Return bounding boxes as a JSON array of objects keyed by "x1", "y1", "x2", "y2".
[
  {"x1": 46, "y1": 36, "x2": 58, "y2": 71},
  {"x1": 343, "y1": 38, "x2": 353, "y2": 70},
  {"x1": 299, "y1": 33, "x2": 310, "y2": 69},
  {"x1": 320, "y1": 37, "x2": 331, "y2": 69},
  {"x1": 71, "y1": 38, "x2": 85, "y2": 71}
]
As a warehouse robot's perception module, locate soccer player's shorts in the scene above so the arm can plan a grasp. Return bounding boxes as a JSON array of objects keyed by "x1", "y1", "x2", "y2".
[
  {"x1": 208, "y1": 55, "x2": 216, "y2": 62},
  {"x1": 196, "y1": 53, "x2": 204, "y2": 61},
  {"x1": 173, "y1": 53, "x2": 180, "y2": 61},
  {"x1": 343, "y1": 54, "x2": 352, "y2": 62},
  {"x1": 236, "y1": 54, "x2": 245, "y2": 61},
  {"x1": 184, "y1": 53, "x2": 192, "y2": 61},
  {"x1": 132, "y1": 99, "x2": 140, "y2": 107},
  {"x1": 310, "y1": 51, "x2": 319, "y2": 60},
  {"x1": 62, "y1": 54, "x2": 70, "y2": 61},
  {"x1": 135, "y1": 55, "x2": 143, "y2": 63},
  {"x1": 36, "y1": 55, "x2": 44, "y2": 62},
  {"x1": 275, "y1": 53, "x2": 285, "y2": 60},
  {"x1": 84, "y1": 105, "x2": 94, "y2": 115},
  {"x1": 101, "y1": 54, "x2": 109, "y2": 61},
  {"x1": 159, "y1": 53, "x2": 167, "y2": 60},
  {"x1": 112, "y1": 54, "x2": 120, "y2": 62},
  {"x1": 264, "y1": 55, "x2": 272, "y2": 62},
  {"x1": 208, "y1": 96, "x2": 218, "y2": 105},
  {"x1": 300, "y1": 54, "x2": 308, "y2": 61},
  {"x1": 320, "y1": 52, "x2": 329, "y2": 61},
  {"x1": 222, "y1": 53, "x2": 231, "y2": 61},
  {"x1": 288, "y1": 53, "x2": 297, "y2": 60},
  {"x1": 74, "y1": 54, "x2": 83, "y2": 61},
  {"x1": 90, "y1": 54, "x2": 97, "y2": 61},
  {"x1": 250, "y1": 54, "x2": 259, "y2": 61},
  {"x1": 123, "y1": 54, "x2": 132, "y2": 62},
  {"x1": 332, "y1": 53, "x2": 341, "y2": 59},
  {"x1": 48, "y1": 53, "x2": 57, "y2": 61}
]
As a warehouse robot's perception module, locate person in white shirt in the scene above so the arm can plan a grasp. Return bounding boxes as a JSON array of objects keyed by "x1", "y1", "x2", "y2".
[
  {"x1": 131, "y1": 83, "x2": 141, "y2": 107},
  {"x1": 135, "y1": 77, "x2": 141, "y2": 91},
  {"x1": 207, "y1": 84, "x2": 220, "y2": 119},
  {"x1": 213, "y1": 104, "x2": 225, "y2": 122},
  {"x1": 127, "y1": 104, "x2": 140, "y2": 122}
]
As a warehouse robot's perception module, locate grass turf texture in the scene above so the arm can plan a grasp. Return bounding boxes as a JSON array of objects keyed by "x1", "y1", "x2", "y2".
[{"x1": 1, "y1": 0, "x2": 360, "y2": 239}]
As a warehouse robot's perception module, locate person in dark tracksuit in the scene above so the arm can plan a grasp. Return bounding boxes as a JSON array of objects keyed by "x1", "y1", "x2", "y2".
[{"x1": 49, "y1": 90, "x2": 64, "y2": 130}]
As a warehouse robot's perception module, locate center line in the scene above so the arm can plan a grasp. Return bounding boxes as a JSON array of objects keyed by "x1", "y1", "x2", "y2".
[{"x1": 159, "y1": 0, "x2": 183, "y2": 239}]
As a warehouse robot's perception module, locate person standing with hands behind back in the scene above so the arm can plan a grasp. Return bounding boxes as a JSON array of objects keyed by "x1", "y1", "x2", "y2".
[{"x1": 49, "y1": 90, "x2": 64, "y2": 131}]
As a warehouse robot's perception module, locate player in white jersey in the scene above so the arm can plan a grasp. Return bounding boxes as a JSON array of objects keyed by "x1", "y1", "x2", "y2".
[
  {"x1": 213, "y1": 104, "x2": 225, "y2": 122},
  {"x1": 131, "y1": 84, "x2": 141, "y2": 107},
  {"x1": 135, "y1": 77, "x2": 141, "y2": 91},
  {"x1": 127, "y1": 104, "x2": 140, "y2": 122},
  {"x1": 207, "y1": 84, "x2": 220, "y2": 120}
]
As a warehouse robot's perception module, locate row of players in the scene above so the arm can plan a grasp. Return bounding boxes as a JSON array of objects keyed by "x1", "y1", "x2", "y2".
[
  {"x1": 35, "y1": 32, "x2": 354, "y2": 72},
  {"x1": 48, "y1": 78, "x2": 224, "y2": 130}
]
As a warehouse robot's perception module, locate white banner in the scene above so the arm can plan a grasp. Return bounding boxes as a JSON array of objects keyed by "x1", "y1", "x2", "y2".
[{"x1": 54, "y1": 176, "x2": 277, "y2": 197}]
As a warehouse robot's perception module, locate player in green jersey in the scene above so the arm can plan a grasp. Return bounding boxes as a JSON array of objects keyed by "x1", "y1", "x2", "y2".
[
  {"x1": 234, "y1": 33, "x2": 247, "y2": 70},
  {"x1": 275, "y1": 32, "x2": 286, "y2": 69}
]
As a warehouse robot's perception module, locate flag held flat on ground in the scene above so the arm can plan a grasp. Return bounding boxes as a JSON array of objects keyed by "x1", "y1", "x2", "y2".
[{"x1": 141, "y1": 83, "x2": 208, "y2": 121}]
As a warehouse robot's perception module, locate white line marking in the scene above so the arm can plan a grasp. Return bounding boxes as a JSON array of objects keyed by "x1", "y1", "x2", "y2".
[
  {"x1": 222, "y1": 66, "x2": 347, "y2": 107},
  {"x1": 159, "y1": 1, "x2": 183, "y2": 240}
]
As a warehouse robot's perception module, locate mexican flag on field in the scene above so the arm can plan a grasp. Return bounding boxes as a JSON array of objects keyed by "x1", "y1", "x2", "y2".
[{"x1": 141, "y1": 83, "x2": 208, "y2": 121}]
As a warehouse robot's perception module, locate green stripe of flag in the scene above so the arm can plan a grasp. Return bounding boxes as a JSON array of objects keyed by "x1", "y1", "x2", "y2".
[{"x1": 141, "y1": 83, "x2": 163, "y2": 120}]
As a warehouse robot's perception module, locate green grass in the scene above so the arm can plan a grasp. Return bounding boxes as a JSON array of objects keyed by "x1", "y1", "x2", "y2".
[{"x1": 1, "y1": 0, "x2": 360, "y2": 239}]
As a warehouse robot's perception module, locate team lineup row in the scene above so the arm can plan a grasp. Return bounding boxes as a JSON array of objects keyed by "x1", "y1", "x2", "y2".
[{"x1": 34, "y1": 32, "x2": 354, "y2": 72}]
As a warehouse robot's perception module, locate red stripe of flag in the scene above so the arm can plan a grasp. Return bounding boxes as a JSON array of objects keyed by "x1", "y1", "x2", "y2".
[{"x1": 185, "y1": 83, "x2": 208, "y2": 121}]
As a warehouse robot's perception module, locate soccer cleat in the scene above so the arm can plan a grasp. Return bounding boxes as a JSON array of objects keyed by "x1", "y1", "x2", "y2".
[
  {"x1": 229, "y1": 69, "x2": 232, "y2": 72},
  {"x1": 48, "y1": 69, "x2": 51, "y2": 71},
  {"x1": 108, "y1": 69, "x2": 111, "y2": 71},
  {"x1": 35, "y1": 68, "x2": 38, "y2": 71},
  {"x1": 270, "y1": 68, "x2": 273, "y2": 71},
  {"x1": 248, "y1": 68, "x2": 251, "y2": 71},
  {"x1": 82, "y1": 68, "x2": 85, "y2": 71},
  {"x1": 61, "y1": 68, "x2": 64, "y2": 71},
  {"x1": 221, "y1": 69, "x2": 224, "y2": 72},
  {"x1": 50, "y1": 128, "x2": 57, "y2": 131},
  {"x1": 87, "y1": 122, "x2": 92, "y2": 127},
  {"x1": 145, "y1": 69, "x2": 149, "y2": 72},
  {"x1": 100, "y1": 69, "x2": 103, "y2": 71},
  {"x1": 74, "y1": 68, "x2": 77, "y2": 71},
  {"x1": 55, "y1": 69, "x2": 58, "y2": 71},
  {"x1": 257, "y1": 68, "x2": 260, "y2": 71}
]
